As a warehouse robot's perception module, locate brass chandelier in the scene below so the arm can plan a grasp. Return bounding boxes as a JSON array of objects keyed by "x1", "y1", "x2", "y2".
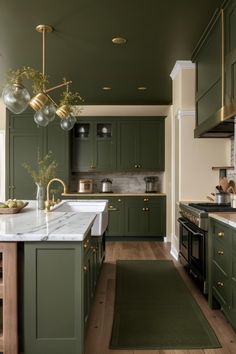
[{"x1": 2, "y1": 24, "x2": 83, "y2": 131}]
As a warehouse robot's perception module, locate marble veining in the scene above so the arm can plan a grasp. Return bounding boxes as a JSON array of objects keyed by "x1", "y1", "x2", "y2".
[{"x1": 0, "y1": 201, "x2": 96, "y2": 241}]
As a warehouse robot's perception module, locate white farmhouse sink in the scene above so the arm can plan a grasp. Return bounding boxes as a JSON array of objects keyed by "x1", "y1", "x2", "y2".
[{"x1": 51, "y1": 200, "x2": 108, "y2": 236}]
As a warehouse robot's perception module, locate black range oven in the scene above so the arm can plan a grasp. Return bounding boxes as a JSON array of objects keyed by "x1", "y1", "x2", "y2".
[
  {"x1": 178, "y1": 202, "x2": 236, "y2": 295},
  {"x1": 178, "y1": 216, "x2": 206, "y2": 292}
]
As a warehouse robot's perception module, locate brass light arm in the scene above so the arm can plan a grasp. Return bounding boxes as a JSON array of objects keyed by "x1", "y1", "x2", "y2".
[
  {"x1": 45, "y1": 80, "x2": 72, "y2": 94},
  {"x1": 45, "y1": 178, "x2": 68, "y2": 211}
]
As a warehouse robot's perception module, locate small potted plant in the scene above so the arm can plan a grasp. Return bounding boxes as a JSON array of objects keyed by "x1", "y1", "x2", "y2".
[
  {"x1": 23, "y1": 151, "x2": 58, "y2": 209},
  {"x1": 56, "y1": 89, "x2": 84, "y2": 118}
]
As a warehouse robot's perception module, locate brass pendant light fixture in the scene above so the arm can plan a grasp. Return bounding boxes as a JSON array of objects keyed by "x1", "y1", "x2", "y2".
[{"x1": 2, "y1": 24, "x2": 83, "y2": 131}]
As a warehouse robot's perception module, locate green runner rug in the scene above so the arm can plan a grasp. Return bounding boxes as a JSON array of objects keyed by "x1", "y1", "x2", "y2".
[{"x1": 110, "y1": 260, "x2": 221, "y2": 349}]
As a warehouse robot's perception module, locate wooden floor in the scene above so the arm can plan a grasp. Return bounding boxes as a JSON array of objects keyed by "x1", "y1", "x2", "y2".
[{"x1": 85, "y1": 241, "x2": 236, "y2": 354}]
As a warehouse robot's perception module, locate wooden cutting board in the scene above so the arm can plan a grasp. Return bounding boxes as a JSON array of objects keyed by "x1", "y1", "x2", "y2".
[{"x1": 219, "y1": 177, "x2": 229, "y2": 192}]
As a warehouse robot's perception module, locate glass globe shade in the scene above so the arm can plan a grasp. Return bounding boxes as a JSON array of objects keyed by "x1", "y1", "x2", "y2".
[
  {"x1": 60, "y1": 115, "x2": 75, "y2": 131},
  {"x1": 39, "y1": 103, "x2": 56, "y2": 122},
  {"x1": 2, "y1": 83, "x2": 30, "y2": 114},
  {"x1": 69, "y1": 114, "x2": 77, "y2": 126},
  {"x1": 34, "y1": 110, "x2": 49, "y2": 127}
]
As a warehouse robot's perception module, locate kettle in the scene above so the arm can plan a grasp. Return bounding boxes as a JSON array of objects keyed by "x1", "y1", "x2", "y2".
[{"x1": 101, "y1": 178, "x2": 113, "y2": 193}]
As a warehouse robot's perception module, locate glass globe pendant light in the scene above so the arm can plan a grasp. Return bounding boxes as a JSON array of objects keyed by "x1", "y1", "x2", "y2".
[
  {"x1": 34, "y1": 110, "x2": 49, "y2": 127},
  {"x1": 2, "y1": 80, "x2": 30, "y2": 114},
  {"x1": 60, "y1": 115, "x2": 76, "y2": 131}
]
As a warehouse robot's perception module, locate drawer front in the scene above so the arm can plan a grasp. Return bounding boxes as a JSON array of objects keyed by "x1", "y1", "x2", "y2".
[
  {"x1": 214, "y1": 221, "x2": 230, "y2": 246},
  {"x1": 212, "y1": 262, "x2": 230, "y2": 305},
  {"x1": 213, "y1": 238, "x2": 229, "y2": 275}
]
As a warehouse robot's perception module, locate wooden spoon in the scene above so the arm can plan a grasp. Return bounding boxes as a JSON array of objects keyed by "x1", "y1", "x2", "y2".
[
  {"x1": 228, "y1": 180, "x2": 236, "y2": 194},
  {"x1": 219, "y1": 177, "x2": 229, "y2": 192}
]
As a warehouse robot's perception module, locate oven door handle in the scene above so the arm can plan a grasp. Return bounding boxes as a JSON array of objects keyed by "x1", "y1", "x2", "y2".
[{"x1": 177, "y1": 218, "x2": 204, "y2": 237}]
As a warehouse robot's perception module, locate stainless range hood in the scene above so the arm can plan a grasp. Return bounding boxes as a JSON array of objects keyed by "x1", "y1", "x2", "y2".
[{"x1": 194, "y1": 102, "x2": 236, "y2": 138}]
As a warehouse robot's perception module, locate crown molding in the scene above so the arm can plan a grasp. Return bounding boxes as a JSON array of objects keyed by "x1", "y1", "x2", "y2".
[
  {"x1": 73, "y1": 105, "x2": 171, "y2": 116},
  {"x1": 170, "y1": 61, "x2": 195, "y2": 80},
  {"x1": 176, "y1": 109, "x2": 195, "y2": 119}
]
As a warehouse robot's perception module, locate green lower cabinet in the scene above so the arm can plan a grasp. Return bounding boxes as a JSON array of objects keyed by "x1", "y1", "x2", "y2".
[
  {"x1": 105, "y1": 197, "x2": 125, "y2": 236},
  {"x1": 208, "y1": 219, "x2": 236, "y2": 331},
  {"x1": 125, "y1": 196, "x2": 166, "y2": 237},
  {"x1": 24, "y1": 235, "x2": 104, "y2": 354}
]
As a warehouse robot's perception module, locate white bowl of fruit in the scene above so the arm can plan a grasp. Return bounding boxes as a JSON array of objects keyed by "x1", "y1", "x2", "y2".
[{"x1": 0, "y1": 199, "x2": 28, "y2": 214}]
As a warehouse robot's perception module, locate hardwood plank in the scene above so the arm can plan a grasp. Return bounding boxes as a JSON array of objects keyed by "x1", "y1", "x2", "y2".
[{"x1": 85, "y1": 241, "x2": 236, "y2": 354}]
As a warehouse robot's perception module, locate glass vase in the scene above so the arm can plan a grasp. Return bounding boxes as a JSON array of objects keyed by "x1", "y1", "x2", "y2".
[{"x1": 36, "y1": 183, "x2": 45, "y2": 210}]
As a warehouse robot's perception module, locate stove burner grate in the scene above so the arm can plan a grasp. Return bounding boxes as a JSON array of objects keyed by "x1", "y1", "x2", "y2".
[{"x1": 189, "y1": 202, "x2": 236, "y2": 212}]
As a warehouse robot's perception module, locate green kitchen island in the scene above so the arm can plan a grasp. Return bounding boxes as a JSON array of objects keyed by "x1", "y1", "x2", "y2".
[{"x1": 0, "y1": 201, "x2": 106, "y2": 354}]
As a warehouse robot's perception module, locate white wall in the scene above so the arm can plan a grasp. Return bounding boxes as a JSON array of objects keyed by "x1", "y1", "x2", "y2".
[{"x1": 170, "y1": 61, "x2": 231, "y2": 258}]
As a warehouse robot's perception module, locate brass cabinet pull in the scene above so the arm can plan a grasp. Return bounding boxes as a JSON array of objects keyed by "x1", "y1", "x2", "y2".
[
  {"x1": 144, "y1": 198, "x2": 149, "y2": 202},
  {"x1": 117, "y1": 199, "x2": 122, "y2": 202},
  {"x1": 90, "y1": 165, "x2": 96, "y2": 169},
  {"x1": 138, "y1": 164, "x2": 141, "y2": 168},
  {"x1": 109, "y1": 206, "x2": 118, "y2": 211},
  {"x1": 134, "y1": 164, "x2": 138, "y2": 168},
  {"x1": 217, "y1": 250, "x2": 224, "y2": 255},
  {"x1": 93, "y1": 248, "x2": 96, "y2": 253},
  {"x1": 83, "y1": 240, "x2": 90, "y2": 248},
  {"x1": 142, "y1": 207, "x2": 146, "y2": 211},
  {"x1": 146, "y1": 207, "x2": 149, "y2": 211},
  {"x1": 83, "y1": 266, "x2": 87, "y2": 271},
  {"x1": 217, "y1": 281, "x2": 224, "y2": 287},
  {"x1": 218, "y1": 232, "x2": 224, "y2": 238}
]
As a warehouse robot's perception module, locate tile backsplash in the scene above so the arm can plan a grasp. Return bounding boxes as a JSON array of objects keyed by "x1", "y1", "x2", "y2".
[
  {"x1": 227, "y1": 137, "x2": 236, "y2": 180},
  {"x1": 70, "y1": 172, "x2": 163, "y2": 193}
]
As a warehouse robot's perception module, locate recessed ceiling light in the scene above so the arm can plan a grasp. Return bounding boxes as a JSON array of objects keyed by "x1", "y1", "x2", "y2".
[
  {"x1": 137, "y1": 86, "x2": 147, "y2": 91},
  {"x1": 112, "y1": 37, "x2": 127, "y2": 45},
  {"x1": 102, "y1": 86, "x2": 112, "y2": 90}
]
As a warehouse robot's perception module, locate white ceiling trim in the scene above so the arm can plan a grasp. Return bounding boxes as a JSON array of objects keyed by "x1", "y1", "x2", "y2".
[
  {"x1": 176, "y1": 109, "x2": 196, "y2": 120},
  {"x1": 170, "y1": 61, "x2": 195, "y2": 80},
  {"x1": 73, "y1": 105, "x2": 170, "y2": 117}
]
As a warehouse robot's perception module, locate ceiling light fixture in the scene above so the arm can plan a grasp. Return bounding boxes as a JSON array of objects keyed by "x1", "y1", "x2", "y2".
[
  {"x1": 137, "y1": 86, "x2": 147, "y2": 91},
  {"x1": 112, "y1": 37, "x2": 127, "y2": 45},
  {"x1": 102, "y1": 86, "x2": 112, "y2": 90},
  {"x1": 2, "y1": 24, "x2": 83, "y2": 131}
]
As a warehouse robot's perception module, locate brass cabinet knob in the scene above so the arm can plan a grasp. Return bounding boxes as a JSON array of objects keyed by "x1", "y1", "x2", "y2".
[
  {"x1": 83, "y1": 266, "x2": 87, "y2": 271},
  {"x1": 218, "y1": 232, "x2": 224, "y2": 238},
  {"x1": 217, "y1": 250, "x2": 224, "y2": 255},
  {"x1": 142, "y1": 207, "x2": 146, "y2": 211},
  {"x1": 134, "y1": 164, "x2": 138, "y2": 168},
  {"x1": 144, "y1": 198, "x2": 149, "y2": 202},
  {"x1": 83, "y1": 240, "x2": 89, "y2": 248},
  {"x1": 217, "y1": 281, "x2": 224, "y2": 287},
  {"x1": 138, "y1": 164, "x2": 141, "y2": 168},
  {"x1": 146, "y1": 207, "x2": 149, "y2": 211},
  {"x1": 90, "y1": 165, "x2": 96, "y2": 169},
  {"x1": 93, "y1": 248, "x2": 96, "y2": 253},
  {"x1": 118, "y1": 199, "x2": 122, "y2": 202}
]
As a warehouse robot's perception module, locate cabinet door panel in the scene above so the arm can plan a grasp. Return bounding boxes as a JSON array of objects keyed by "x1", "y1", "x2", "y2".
[
  {"x1": 95, "y1": 139, "x2": 116, "y2": 171},
  {"x1": 117, "y1": 121, "x2": 137, "y2": 171},
  {"x1": 46, "y1": 121, "x2": 69, "y2": 183},
  {"x1": 147, "y1": 198, "x2": 166, "y2": 236},
  {"x1": 105, "y1": 198, "x2": 125, "y2": 236},
  {"x1": 139, "y1": 120, "x2": 165, "y2": 171},
  {"x1": 8, "y1": 112, "x2": 44, "y2": 199},
  {"x1": 125, "y1": 199, "x2": 146, "y2": 236}
]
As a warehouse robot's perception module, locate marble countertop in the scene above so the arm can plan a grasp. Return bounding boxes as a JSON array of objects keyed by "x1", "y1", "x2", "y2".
[
  {"x1": 209, "y1": 212, "x2": 236, "y2": 229},
  {"x1": 0, "y1": 201, "x2": 96, "y2": 242},
  {"x1": 62, "y1": 192, "x2": 166, "y2": 197}
]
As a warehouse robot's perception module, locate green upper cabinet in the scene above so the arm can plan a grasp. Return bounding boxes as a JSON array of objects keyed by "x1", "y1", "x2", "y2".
[
  {"x1": 193, "y1": 10, "x2": 223, "y2": 137},
  {"x1": 225, "y1": 0, "x2": 236, "y2": 106},
  {"x1": 7, "y1": 111, "x2": 44, "y2": 199},
  {"x1": 72, "y1": 119, "x2": 117, "y2": 172},
  {"x1": 117, "y1": 118, "x2": 165, "y2": 171},
  {"x1": 7, "y1": 110, "x2": 69, "y2": 200}
]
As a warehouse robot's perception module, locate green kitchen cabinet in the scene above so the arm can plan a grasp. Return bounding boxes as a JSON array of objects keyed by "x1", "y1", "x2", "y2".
[
  {"x1": 117, "y1": 118, "x2": 165, "y2": 171},
  {"x1": 24, "y1": 234, "x2": 104, "y2": 354},
  {"x1": 105, "y1": 197, "x2": 125, "y2": 236},
  {"x1": 125, "y1": 196, "x2": 166, "y2": 237},
  {"x1": 6, "y1": 110, "x2": 69, "y2": 200},
  {"x1": 208, "y1": 218, "x2": 236, "y2": 331},
  {"x1": 225, "y1": 0, "x2": 236, "y2": 106},
  {"x1": 72, "y1": 120, "x2": 117, "y2": 172},
  {"x1": 193, "y1": 10, "x2": 222, "y2": 137},
  {"x1": 7, "y1": 111, "x2": 44, "y2": 199}
]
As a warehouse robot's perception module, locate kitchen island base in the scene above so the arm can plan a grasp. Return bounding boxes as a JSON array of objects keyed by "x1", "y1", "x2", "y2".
[{"x1": 24, "y1": 235, "x2": 104, "y2": 354}]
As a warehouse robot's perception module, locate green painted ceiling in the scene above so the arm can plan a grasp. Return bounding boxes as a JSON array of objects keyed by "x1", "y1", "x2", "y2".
[{"x1": 0, "y1": 0, "x2": 223, "y2": 105}]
